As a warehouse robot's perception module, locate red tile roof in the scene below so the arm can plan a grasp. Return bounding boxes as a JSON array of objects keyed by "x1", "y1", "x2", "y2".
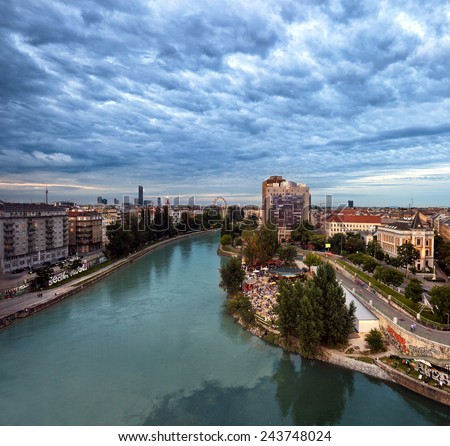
[{"x1": 326, "y1": 215, "x2": 381, "y2": 223}]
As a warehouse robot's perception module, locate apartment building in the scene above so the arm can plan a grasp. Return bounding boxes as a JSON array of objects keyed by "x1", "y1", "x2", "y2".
[
  {"x1": 0, "y1": 203, "x2": 68, "y2": 273},
  {"x1": 262, "y1": 176, "x2": 311, "y2": 241},
  {"x1": 67, "y1": 210, "x2": 103, "y2": 255}
]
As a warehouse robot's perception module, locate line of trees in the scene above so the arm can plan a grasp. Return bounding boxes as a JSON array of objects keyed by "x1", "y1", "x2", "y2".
[{"x1": 105, "y1": 207, "x2": 178, "y2": 259}]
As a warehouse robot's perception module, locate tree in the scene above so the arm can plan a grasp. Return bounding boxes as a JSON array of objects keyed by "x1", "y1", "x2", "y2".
[
  {"x1": 329, "y1": 233, "x2": 346, "y2": 254},
  {"x1": 405, "y1": 278, "x2": 423, "y2": 303},
  {"x1": 220, "y1": 234, "x2": 233, "y2": 246},
  {"x1": 365, "y1": 329, "x2": 386, "y2": 353},
  {"x1": 347, "y1": 252, "x2": 366, "y2": 266},
  {"x1": 219, "y1": 257, "x2": 245, "y2": 295},
  {"x1": 34, "y1": 266, "x2": 54, "y2": 289},
  {"x1": 303, "y1": 252, "x2": 322, "y2": 269},
  {"x1": 313, "y1": 262, "x2": 354, "y2": 346},
  {"x1": 225, "y1": 292, "x2": 255, "y2": 324},
  {"x1": 291, "y1": 221, "x2": 315, "y2": 246},
  {"x1": 275, "y1": 280, "x2": 303, "y2": 340},
  {"x1": 308, "y1": 233, "x2": 326, "y2": 250},
  {"x1": 361, "y1": 256, "x2": 378, "y2": 273},
  {"x1": 275, "y1": 261, "x2": 355, "y2": 356},
  {"x1": 296, "y1": 281, "x2": 323, "y2": 358},
  {"x1": 373, "y1": 266, "x2": 404, "y2": 287},
  {"x1": 434, "y1": 235, "x2": 450, "y2": 275},
  {"x1": 344, "y1": 233, "x2": 366, "y2": 254},
  {"x1": 429, "y1": 285, "x2": 450, "y2": 320},
  {"x1": 397, "y1": 242, "x2": 420, "y2": 270},
  {"x1": 242, "y1": 224, "x2": 278, "y2": 266},
  {"x1": 105, "y1": 221, "x2": 133, "y2": 259},
  {"x1": 278, "y1": 245, "x2": 297, "y2": 265},
  {"x1": 367, "y1": 240, "x2": 384, "y2": 260},
  {"x1": 67, "y1": 258, "x2": 83, "y2": 271}
]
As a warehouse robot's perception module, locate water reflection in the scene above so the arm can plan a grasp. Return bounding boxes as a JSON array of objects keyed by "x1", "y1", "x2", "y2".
[
  {"x1": 143, "y1": 379, "x2": 277, "y2": 426},
  {"x1": 273, "y1": 353, "x2": 354, "y2": 425},
  {"x1": 392, "y1": 383, "x2": 450, "y2": 425}
]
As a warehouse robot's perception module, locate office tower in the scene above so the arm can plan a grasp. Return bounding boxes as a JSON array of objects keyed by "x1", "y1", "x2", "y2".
[
  {"x1": 114, "y1": 198, "x2": 120, "y2": 205},
  {"x1": 174, "y1": 196, "x2": 180, "y2": 207},
  {"x1": 101, "y1": 198, "x2": 107, "y2": 205},
  {"x1": 157, "y1": 197, "x2": 162, "y2": 207},
  {"x1": 134, "y1": 198, "x2": 138, "y2": 205},
  {"x1": 188, "y1": 196, "x2": 195, "y2": 206},
  {"x1": 261, "y1": 176, "x2": 311, "y2": 241},
  {"x1": 138, "y1": 185, "x2": 143, "y2": 206},
  {"x1": 348, "y1": 200, "x2": 354, "y2": 209},
  {"x1": 124, "y1": 195, "x2": 130, "y2": 206},
  {"x1": 97, "y1": 196, "x2": 103, "y2": 204}
]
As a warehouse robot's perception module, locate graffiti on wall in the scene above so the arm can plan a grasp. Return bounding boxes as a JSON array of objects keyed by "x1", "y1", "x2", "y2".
[
  {"x1": 408, "y1": 345, "x2": 441, "y2": 358},
  {"x1": 0, "y1": 283, "x2": 30, "y2": 299},
  {"x1": 385, "y1": 326, "x2": 410, "y2": 355},
  {"x1": 48, "y1": 265, "x2": 88, "y2": 286}
]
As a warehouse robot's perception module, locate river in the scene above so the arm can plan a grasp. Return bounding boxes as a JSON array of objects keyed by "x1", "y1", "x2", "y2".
[{"x1": 0, "y1": 231, "x2": 449, "y2": 425}]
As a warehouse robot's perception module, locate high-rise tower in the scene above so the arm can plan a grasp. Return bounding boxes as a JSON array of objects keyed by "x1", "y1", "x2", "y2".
[
  {"x1": 138, "y1": 185, "x2": 143, "y2": 206},
  {"x1": 261, "y1": 176, "x2": 311, "y2": 241}
]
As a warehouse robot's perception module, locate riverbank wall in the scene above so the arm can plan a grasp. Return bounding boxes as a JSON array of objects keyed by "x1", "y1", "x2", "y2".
[
  {"x1": 333, "y1": 262, "x2": 450, "y2": 360},
  {"x1": 228, "y1": 309, "x2": 394, "y2": 383},
  {"x1": 0, "y1": 230, "x2": 216, "y2": 329},
  {"x1": 376, "y1": 359, "x2": 450, "y2": 406},
  {"x1": 216, "y1": 244, "x2": 240, "y2": 258},
  {"x1": 323, "y1": 350, "x2": 392, "y2": 381}
]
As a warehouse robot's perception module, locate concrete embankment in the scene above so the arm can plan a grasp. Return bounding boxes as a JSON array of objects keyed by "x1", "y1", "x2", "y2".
[
  {"x1": 323, "y1": 350, "x2": 392, "y2": 381},
  {"x1": 229, "y1": 310, "x2": 393, "y2": 383},
  {"x1": 376, "y1": 359, "x2": 450, "y2": 406},
  {"x1": 217, "y1": 244, "x2": 240, "y2": 257},
  {"x1": 0, "y1": 230, "x2": 216, "y2": 329}
]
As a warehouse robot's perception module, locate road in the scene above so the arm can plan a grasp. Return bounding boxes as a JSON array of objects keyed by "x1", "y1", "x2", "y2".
[{"x1": 334, "y1": 263, "x2": 450, "y2": 346}]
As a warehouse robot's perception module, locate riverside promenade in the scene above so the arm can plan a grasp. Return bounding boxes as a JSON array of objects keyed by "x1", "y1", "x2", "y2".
[{"x1": 0, "y1": 230, "x2": 214, "y2": 329}]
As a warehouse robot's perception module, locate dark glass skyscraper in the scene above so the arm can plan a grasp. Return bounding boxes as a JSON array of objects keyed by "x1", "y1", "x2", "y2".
[{"x1": 138, "y1": 185, "x2": 143, "y2": 206}]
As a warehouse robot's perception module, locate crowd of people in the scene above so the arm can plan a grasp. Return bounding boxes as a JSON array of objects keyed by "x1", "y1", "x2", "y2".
[{"x1": 243, "y1": 279, "x2": 278, "y2": 324}]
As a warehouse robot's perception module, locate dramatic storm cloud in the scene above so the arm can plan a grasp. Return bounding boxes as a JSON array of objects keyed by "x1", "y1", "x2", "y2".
[{"x1": 1, "y1": 0, "x2": 450, "y2": 205}]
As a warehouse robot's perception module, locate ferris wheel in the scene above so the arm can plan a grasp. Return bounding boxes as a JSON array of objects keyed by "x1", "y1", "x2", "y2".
[{"x1": 212, "y1": 196, "x2": 227, "y2": 209}]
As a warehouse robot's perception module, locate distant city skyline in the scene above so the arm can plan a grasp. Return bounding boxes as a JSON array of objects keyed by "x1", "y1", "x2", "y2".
[{"x1": 1, "y1": 1, "x2": 450, "y2": 206}]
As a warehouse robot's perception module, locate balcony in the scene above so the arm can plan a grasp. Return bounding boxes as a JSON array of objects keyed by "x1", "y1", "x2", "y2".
[{"x1": 77, "y1": 229, "x2": 93, "y2": 235}]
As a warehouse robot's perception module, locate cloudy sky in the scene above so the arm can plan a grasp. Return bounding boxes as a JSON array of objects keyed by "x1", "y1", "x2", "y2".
[{"x1": 1, "y1": 0, "x2": 450, "y2": 207}]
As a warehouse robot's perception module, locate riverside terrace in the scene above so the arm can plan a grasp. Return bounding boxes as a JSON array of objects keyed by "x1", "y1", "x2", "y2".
[{"x1": 242, "y1": 266, "x2": 308, "y2": 325}]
